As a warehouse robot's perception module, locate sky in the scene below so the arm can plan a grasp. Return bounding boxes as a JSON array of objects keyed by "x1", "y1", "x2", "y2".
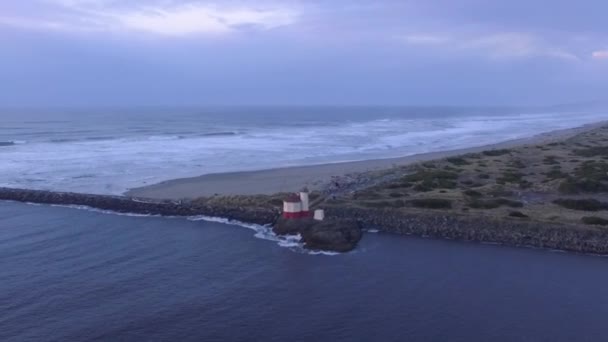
[{"x1": 1, "y1": 0, "x2": 607, "y2": 107}]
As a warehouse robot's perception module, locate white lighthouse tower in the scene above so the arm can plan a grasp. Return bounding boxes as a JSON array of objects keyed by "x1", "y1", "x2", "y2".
[{"x1": 299, "y1": 187, "x2": 310, "y2": 215}]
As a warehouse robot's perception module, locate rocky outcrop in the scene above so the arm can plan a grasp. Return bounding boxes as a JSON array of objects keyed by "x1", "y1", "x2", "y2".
[
  {"x1": 0, "y1": 187, "x2": 279, "y2": 226},
  {"x1": 273, "y1": 217, "x2": 362, "y2": 252},
  {"x1": 325, "y1": 207, "x2": 608, "y2": 255}
]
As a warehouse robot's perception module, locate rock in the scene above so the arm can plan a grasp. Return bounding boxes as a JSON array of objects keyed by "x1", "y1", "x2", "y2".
[
  {"x1": 273, "y1": 217, "x2": 362, "y2": 253},
  {"x1": 0, "y1": 187, "x2": 279, "y2": 226}
]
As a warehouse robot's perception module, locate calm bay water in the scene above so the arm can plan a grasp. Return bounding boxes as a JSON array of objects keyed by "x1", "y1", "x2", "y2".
[{"x1": 1, "y1": 201, "x2": 607, "y2": 342}]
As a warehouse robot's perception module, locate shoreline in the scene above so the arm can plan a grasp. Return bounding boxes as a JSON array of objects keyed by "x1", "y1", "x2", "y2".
[{"x1": 126, "y1": 121, "x2": 607, "y2": 199}]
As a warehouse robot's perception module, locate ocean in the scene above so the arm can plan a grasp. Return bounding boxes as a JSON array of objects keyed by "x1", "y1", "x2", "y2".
[
  {"x1": 1, "y1": 106, "x2": 605, "y2": 194},
  {"x1": 1, "y1": 201, "x2": 607, "y2": 342}
]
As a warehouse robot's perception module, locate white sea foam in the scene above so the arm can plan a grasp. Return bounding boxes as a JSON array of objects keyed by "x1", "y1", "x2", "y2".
[
  {"x1": 187, "y1": 215, "x2": 338, "y2": 255},
  {"x1": 49, "y1": 204, "x2": 160, "y2": 217},
  {"x1": 21, "y1": 203, "x2": 338, "y2": 254},
  {"x1": 1, "y1": 109, "x2": 606, "y2": 195}
]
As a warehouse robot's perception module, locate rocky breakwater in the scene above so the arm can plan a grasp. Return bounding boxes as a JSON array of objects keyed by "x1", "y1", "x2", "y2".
[
  {"x1": 0, "y1": 187, "x2": 278, "y2": 226},
  {"x1": 325, "y1": 207, "x2": 608, "y2": 255},
  {"x1": 273, "y1": 217, "x2": 363, "y2": 252}
]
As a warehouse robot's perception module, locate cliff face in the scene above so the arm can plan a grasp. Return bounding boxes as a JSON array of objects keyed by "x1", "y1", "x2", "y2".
[
  {"x1": 0, "y1": 187, "x2": 279, "y2": 226},
  {"x1": 325, "y1": 207, "x2": 608, "y2": 255}
]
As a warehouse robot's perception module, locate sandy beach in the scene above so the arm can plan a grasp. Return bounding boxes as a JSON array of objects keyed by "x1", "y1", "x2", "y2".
[{"x1": 125, "y1": 122, "x2": 607, "y2": 200}]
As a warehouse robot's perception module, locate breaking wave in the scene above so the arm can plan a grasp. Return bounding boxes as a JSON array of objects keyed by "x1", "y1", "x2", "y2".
[
  {"x1": 188, "y1": 215, "x2": 339, "y2": 255},
  {"x1": 20, "y1": 202, "x2": 338, "y2": 255},
  {"x1": 0, "y1": 140, "x2": 26, "y2": 147}
]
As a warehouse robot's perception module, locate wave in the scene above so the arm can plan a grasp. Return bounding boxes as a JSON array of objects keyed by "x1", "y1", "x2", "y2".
[
  {"x1": 19, "y1": 202, "x2": 338, "y2": 255},
  {"x1": 0, "y1": 140, "x2": 26, "y2": 147},
  {"x1": 200, "y1": 131, "x2": 239, "y2": 137},
  {"x1": 187, "y1": 215, "x2": 339, "y2": 255}
]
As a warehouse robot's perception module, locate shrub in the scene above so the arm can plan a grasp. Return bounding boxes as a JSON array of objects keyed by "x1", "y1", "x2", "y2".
[
  {"x1": 389, "y1": 192, "x2": 406, "y2": 198},
  {"x1": 509, "y1": 160, "x2": 526, "y2": 169},
  {"x1": 469, "y1": 198, "x2": 523, "y2": 209},
  {"x1": 574, "y1": 146, "x2": 608, "y2": 157},
  {"x1": 446, "y1": 157, "x2": 470, "y2": 166},
  {"x1": 544, "y1": 169, "x2": 568, "y2": 180},
  {"x1": 496, "y1": 171, "x2": 525, "y2": 184},
  {"x1": 386, "y1": 182, "x2": 412, "y2": 189},
  {"x1": 362, "y1": 200, "x2": 405, "y2": 208},
  {"x1": 558, "y1": 178, "x2": 608, "y2": 194},
  {"x1": 509, "y1": 211, "x2": 529, "y2": 218},
  {"x1": 409, "y1": 198, "x2": 452, "y2": 209},
  {"x1": 463, "y1": 189, "x2": 483, "y2": 198},
  {"x1": 413, "y1": 183, "x2": 433, "y2": 192},
  {"x1": 543, "y1": 156, "x2": 560, "y2": 165},
  {"x1": 404, "y1": 170, "x2": 459, "y2": 182},
  {"x1": 519, "y1": 180, "x2": 533, "y2": 189},
  {"x1": 405, "y1": 170, "x2": 459, "y2": 191},
  {"x1": 482, "y1": 149, "x2": 511, "y2": 157},
  {"x1": 582, "y1": 216, "x2": 608, "y2": 226},
  {"x1": 575, "y1": 160, "x2": 608, "y2": 181},
  {"x1": 553, "y1": 198, "x2": 608, "y2": 211},
  {"x1": 488, "y1": 187, "x2": 514, "y2": 197}
]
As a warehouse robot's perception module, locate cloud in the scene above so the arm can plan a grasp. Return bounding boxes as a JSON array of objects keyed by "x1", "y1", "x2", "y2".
[
  {"x1": 592, "y1": 50, "x2": 608, "y2": 60},
  {"x1": 400, "y1": 34, "x2": 448, "y2": 45},
  {"x1": 465, "y1": 33, "x2": 579, "y2": 61},
  {"x1": 0, "y1": 1, "x2": 299, "y2": 36},
  {"x1": 400, "y1": 31, "x2": 579, "y2": 61}
]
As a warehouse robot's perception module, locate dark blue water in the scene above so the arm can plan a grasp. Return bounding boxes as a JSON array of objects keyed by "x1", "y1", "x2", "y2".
[{"x1": 2, "y1": 201, "x2": 608, "y2": 342}]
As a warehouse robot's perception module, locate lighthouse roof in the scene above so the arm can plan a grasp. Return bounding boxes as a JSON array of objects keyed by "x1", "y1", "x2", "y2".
[{"x1": 284, "y1": 193, "x2": 301, "y2": 203}]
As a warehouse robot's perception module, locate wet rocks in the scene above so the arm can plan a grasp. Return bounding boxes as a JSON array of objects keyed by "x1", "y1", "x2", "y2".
[
  {"x1": 273, "y1": 217, "x2": 362, "y2": 252},
  {"x1": 325, "y1": 207, "x2": 608, "y2": 255},
  {"x1": 0, "y1": 187, "x2": 279, "y2": 226}
]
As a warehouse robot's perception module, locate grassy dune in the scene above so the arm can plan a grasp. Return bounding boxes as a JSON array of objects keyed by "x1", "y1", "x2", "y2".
[{"x1": 323, "y1": 125, "x2": 608, "y2": 228}]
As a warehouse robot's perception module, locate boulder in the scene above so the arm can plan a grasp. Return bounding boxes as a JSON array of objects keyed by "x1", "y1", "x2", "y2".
[{"x1": 273, "y1": 217, "x2": 362, "y2": 252}]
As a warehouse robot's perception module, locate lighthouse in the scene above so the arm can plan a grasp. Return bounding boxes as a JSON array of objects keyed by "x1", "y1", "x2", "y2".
[
  {"x1": 282, "y1": 188, "x2": 312, "y2": 219},
  {"x1": 283, "y1": 193, "x2": 302, "y2": 219},
  {"x1": 299, "y1": 187, "x2": 310, "y2": 215}
]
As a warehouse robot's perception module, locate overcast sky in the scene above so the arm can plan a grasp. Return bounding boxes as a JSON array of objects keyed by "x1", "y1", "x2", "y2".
[{"x1": 1, "y1": 0, "x2": 607, "y2": 107}]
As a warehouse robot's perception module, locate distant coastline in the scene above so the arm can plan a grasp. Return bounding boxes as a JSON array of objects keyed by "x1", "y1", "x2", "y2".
[{"x1": 126, "y1": 121, "x2": 606, "y2": 199}]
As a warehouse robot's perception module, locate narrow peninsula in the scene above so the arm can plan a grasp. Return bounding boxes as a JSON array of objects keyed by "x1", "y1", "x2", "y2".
[{"x1": 3, "y1": 123, "x2": 608, "y2": 254}]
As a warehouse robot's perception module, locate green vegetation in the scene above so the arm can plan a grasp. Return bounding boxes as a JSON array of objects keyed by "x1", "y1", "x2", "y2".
[
  {"x1": 463, "y1": 189, "x2": 483, "y2": 197},
  {"x1": 389, "y1": 192, "x2": 407, "y2": 198},
  {"x1": 508, "y1": 211, "x2": 529, "y2": 218},
  {"x1": 553, "y1": 198, "x2": 608, "y2": 211},
  {"x1": 558, "y1": 178, "x2": 608, "y2": 194},
  {"x1": 544, "y1": 169, "x2": 567, "y2": 180},
  {"x1": 361, "y1": 200, "x2": 405, "y2": 208},
  {"x1": 404, "y1": 169, "x2": 459, "y2": 191},
  {"x1": 409, "y1": 198, "x2": 452, "y2": 209},
  {"x1": 508, "y1": 159, "x2": 526, "y2": 169},
  {"x1": 558, "y1": 161, "x2": 608, "y2": 194},
  {"x1": 446, "y1": 157, "x2": 470, "y2": 166},
  {"x1": 330, "y1": 124, "x2": 608, "y2": 232},
  {"x1": 581, "y1": 216, "x2": 608, "y2": 226},
  {"x1": 574, "y1": 146, "x2": 608, "y2": 157},
  {"x1": 482, "y1": 149, "x2": 511, "y2": 157},
  {"x1": 543, "y1": 155, "x2": 560, "y2": 165},
  {"x1": 468, "y1": 198, "x2": 523, "y2": 209},
  {"x1": 496, "y1": 171, "x2": 525, "y2": 184}
]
